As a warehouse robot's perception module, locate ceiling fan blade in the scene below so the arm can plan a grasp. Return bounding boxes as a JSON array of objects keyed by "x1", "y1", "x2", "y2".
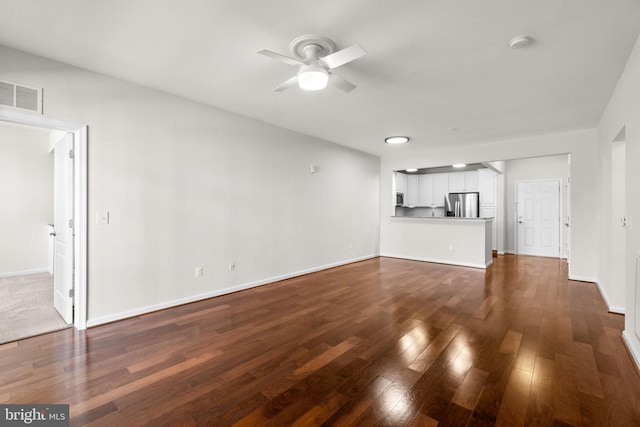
[
  {"x1": 320, "y1": 44, "x2": 367, "y2": 69},
  {"x1": 273, "y1": 75, "x2": 298, "y2": 92},
  {"x1": 257, "y1": 49, "x2": 305, "y2": 66},
  {"x1": 328, "y1": 72, "x2": 357, "y2": 93}
]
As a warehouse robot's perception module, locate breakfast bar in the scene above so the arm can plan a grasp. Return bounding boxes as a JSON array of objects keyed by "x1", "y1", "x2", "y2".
[{"x1": 382, "y1": 217, "x2": 494, "y2": 269}]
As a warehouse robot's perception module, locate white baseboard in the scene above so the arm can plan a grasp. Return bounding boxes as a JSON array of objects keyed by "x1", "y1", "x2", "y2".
[
  {"x1": 86, "y1": 254, "x2": 379, "y2": 328},
  {"x1": 0, "y1": 268, "x2": 49, "y2": 278},
  {"x1": 380, "y1": 253, "x2": 490, "y2": 269},
  {"x1": 609, "y1": 306, "x2": 626, "y2": 314},
  {"x1": 622, "y1": 330, "x2": 640, "y2": 371},
  {"x1": 568, "y1": 274, "x2": 598, "y2": 283},
  {"x1": 590, "y1": 280, "x2": 625, "y2": 314}
]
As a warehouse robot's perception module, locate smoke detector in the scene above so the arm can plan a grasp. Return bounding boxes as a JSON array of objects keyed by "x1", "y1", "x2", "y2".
[{"x1": 508, "y1": 35, "x2": 532, "y2": 49}]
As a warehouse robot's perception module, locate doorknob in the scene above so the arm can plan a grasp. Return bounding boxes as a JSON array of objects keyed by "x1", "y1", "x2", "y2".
[
  {"x1": 49, "y1": 231, "x2": 56, "y2": 236},
  {"x1": 518, "y1": 221, "x2": 523, "y2": 224}
]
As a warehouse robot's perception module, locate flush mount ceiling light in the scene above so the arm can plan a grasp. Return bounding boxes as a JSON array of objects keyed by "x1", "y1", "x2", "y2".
[
  {"x1": 385, "y1": 136, "x2": 410, "y2": 145},
  {"x1": 258, "y1": 35, "x2": 367, "y2": 92},
  {"x1": 405, "y1": 168, "x2": 418, "y2": 172},
  {"x1": 509, "y1": 35, "x2": 532, "y2": 49},
  {"x1": 453, "y1": 163, "x2": 466, "y2": 168}
]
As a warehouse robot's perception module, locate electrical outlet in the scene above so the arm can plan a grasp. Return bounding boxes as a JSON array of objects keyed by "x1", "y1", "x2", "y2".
[
  {"x1": 195, "y1": 267, "x2": 203, "y2": 278},
  {"x1": 449, "y1": 244, "x2": 454, "y2": 251},
  {"x1": 229, "y1": 262, "x2": 235, "y2": 271},
  {"x1": 96, "y1": 211, "x2": 110, "y2": 225},
  {"x1": 348, "y1": 242, "x2": 353, "y2": 249}
]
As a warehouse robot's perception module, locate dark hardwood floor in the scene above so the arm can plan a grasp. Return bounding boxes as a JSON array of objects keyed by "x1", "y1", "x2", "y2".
[{"x1": 1, "y1": 255, "x2": 639, "y2": 426}]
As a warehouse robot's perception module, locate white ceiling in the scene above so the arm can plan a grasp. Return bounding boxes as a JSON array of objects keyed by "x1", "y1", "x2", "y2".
[{"x1": 0, "y1": 0, "x2": 639, "y2": 156}]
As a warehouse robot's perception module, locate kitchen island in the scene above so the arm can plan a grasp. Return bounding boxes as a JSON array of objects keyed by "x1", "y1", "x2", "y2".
[{"x1": 381, "y1": 217, "x2": 493, "y2": 269}]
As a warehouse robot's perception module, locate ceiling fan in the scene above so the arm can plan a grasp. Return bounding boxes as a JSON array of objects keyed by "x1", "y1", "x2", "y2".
[{"x1": 257, "y1": 35, "x2": 366, "y2": 93}]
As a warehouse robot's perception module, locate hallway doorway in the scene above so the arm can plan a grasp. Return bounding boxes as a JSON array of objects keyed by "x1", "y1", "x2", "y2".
[
  {"x1": 0, "y1": 110, "x2": 88, "y2": 331},
  {"x1": 0, "y1": 122, "x2": 74, "y2": 342}
]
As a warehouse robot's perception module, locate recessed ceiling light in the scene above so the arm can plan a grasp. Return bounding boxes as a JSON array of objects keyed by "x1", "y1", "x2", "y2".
[
  {"x1": 453, "y1": 163, "x2": 466, "y2": 168},
  {"x1": 509, "y1": 35, "x2": 532, "y2": 49},
  {"x1": 406, "y1": 168, "x2": 418, "y2": 172},
  {"x1": 385, "y1": 136, "x2": 410, "y2": 144}
]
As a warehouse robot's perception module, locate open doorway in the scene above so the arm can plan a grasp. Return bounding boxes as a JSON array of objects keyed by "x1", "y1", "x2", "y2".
[
  {"x1": 503, "y1": 154, "x2": 569, "y2": 259},
  {"x1": 0, "y1": 122, "x2": 71, "y2": 343},
  {"x1": 0, "y1": 110, "x2": 87, "y2": 337},
  {"x1": 611, "y1": 127, "x2": 626, "y2": 313}
]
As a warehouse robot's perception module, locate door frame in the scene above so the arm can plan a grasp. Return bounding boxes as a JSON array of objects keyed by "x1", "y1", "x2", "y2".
[
  {"x1": 0, "y1": 110, "x2": 87, "y2": 330},
  {"x1": 514, "y1": 178, "x2": 563, "y2": 258}
]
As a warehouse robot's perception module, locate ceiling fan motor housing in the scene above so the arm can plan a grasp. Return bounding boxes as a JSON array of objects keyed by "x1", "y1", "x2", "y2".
[{"x1": 290, "y1": 35, "x2": 337, "y2": 61}]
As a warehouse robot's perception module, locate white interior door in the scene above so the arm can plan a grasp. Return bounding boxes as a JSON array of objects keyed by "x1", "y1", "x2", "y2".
[
  {"x1": 516, "y1": 180, "x2": 560, "y2": 257},
  {"x1": 54, "y1": 133, "x2": 74, "y2": 324}
]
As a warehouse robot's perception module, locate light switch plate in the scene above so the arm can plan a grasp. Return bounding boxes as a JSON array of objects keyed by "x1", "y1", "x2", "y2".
[{"x1": 96, "y1": 211, "x2": 110, "y2": 225}]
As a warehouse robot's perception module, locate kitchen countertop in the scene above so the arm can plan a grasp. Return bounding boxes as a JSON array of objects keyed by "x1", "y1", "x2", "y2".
[{"x1": 390, "y1": 216, "x2": 493, "y2": 221}]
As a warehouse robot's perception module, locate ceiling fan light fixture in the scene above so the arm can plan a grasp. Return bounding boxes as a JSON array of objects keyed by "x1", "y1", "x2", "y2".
[
  {"x1": 385, "y1": 136, "x2": 410, "y2": 145},
  {"x1": 297, "y1": 64, "x2": 329, "y2": 91}
]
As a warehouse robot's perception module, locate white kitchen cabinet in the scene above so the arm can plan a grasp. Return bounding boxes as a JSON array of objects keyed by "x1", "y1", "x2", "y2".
[
  {"x1": 479, "y1": 169, "x2": 497, "y2": 205},
  {"x1": 418, "y1": 174, "x2": 434, "y2": 206},
  {"x1": 448, "y1": 173, "x2": 465, "y2": 192},
  {"x1": 449, "y1": 171, "x2": 479, "y2": 192},
  {"x1": 395, "y1": 172, "x2": 408, "y2": 196},
  {"x1": 433, "y1": 174, "x2": 449, "y2": 206},
  {"x1": 465, "y1": 171, "x2": 479, "y2": 191},
  {"x1": 406, "y1": 174, "x2": 419, "y2": 206}
]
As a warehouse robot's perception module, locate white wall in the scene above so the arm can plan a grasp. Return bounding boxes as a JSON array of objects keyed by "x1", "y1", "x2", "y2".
[
  {"x1": 503, "y1": 155, "x2": 569, "y2": 256},
  {"x1": 598, "y1": 32, "x2": 640, "y2": 367},
  {"x1": 0, "y1": 45, "x2": 380, "y2": 324},
  {"x1": 0, "y1": 123, "x2": 52, "y2": 275},
  {"x1": 380, "y1": 128, "x2": 599, "y2": 281}
]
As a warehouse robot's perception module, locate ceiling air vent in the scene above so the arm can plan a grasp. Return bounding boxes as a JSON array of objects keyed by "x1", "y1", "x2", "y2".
[{"x1": 0, "y1": 80, "x2": 43, "y2": 114}]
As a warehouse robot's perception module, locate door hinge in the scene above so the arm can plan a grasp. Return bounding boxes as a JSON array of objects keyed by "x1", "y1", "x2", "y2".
[
  {"x1": 69, "y1": 219, "x2": 74, "y2": 228},
  {"x1": 69, "y1": 149, "x2": 74, "y2": 159},
  {"x1": 68, "y1": 289, "x2": 74, "y2": 298}
]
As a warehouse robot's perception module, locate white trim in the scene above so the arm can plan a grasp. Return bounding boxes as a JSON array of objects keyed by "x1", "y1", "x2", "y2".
[
  {"x1": 86, "y1": 254, "x2": 379, "y2": 327},
  {"x1": 497, "y1": 251, "x2": 506, "y2": 255},
  {"x1": 568, "y1": 275, "x2": 598, "y2": 283},
  {"x1": 0, "y1": 110, "x2": 88, "y2": 330},
  {"x1": 74, "y1": 126, "x2": 88, "y2": 330},
  {"x1": 0, "y1": 268, "x2": 49, "y2": 278},
  {"x1": 380, "y1": 253, "x2": 491, "y2": 269},
  {"x1": 608, "y1": 306, "x2": 625, "y2": 315},
  {"x1": 591, "y1": 280, "x2": 625, "y2": 314},
  {"x1": 622, "y1": 331, "x2": 640, "y2": 371}
]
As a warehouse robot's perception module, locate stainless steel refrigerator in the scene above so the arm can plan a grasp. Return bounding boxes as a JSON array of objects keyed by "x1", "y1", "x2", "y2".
[{"x1": 445, "y1": 192, "x2": 479, "y2": 218}]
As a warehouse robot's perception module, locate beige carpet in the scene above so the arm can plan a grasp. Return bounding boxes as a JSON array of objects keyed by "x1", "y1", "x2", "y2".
[{"x1": 0, "y1": 272, "x2": 70, "y2": 344}]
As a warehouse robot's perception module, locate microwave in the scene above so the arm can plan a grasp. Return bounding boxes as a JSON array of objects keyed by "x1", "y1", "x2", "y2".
[{"x1": 396, "y1": 192, "x2": 404, "y2": 206}]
